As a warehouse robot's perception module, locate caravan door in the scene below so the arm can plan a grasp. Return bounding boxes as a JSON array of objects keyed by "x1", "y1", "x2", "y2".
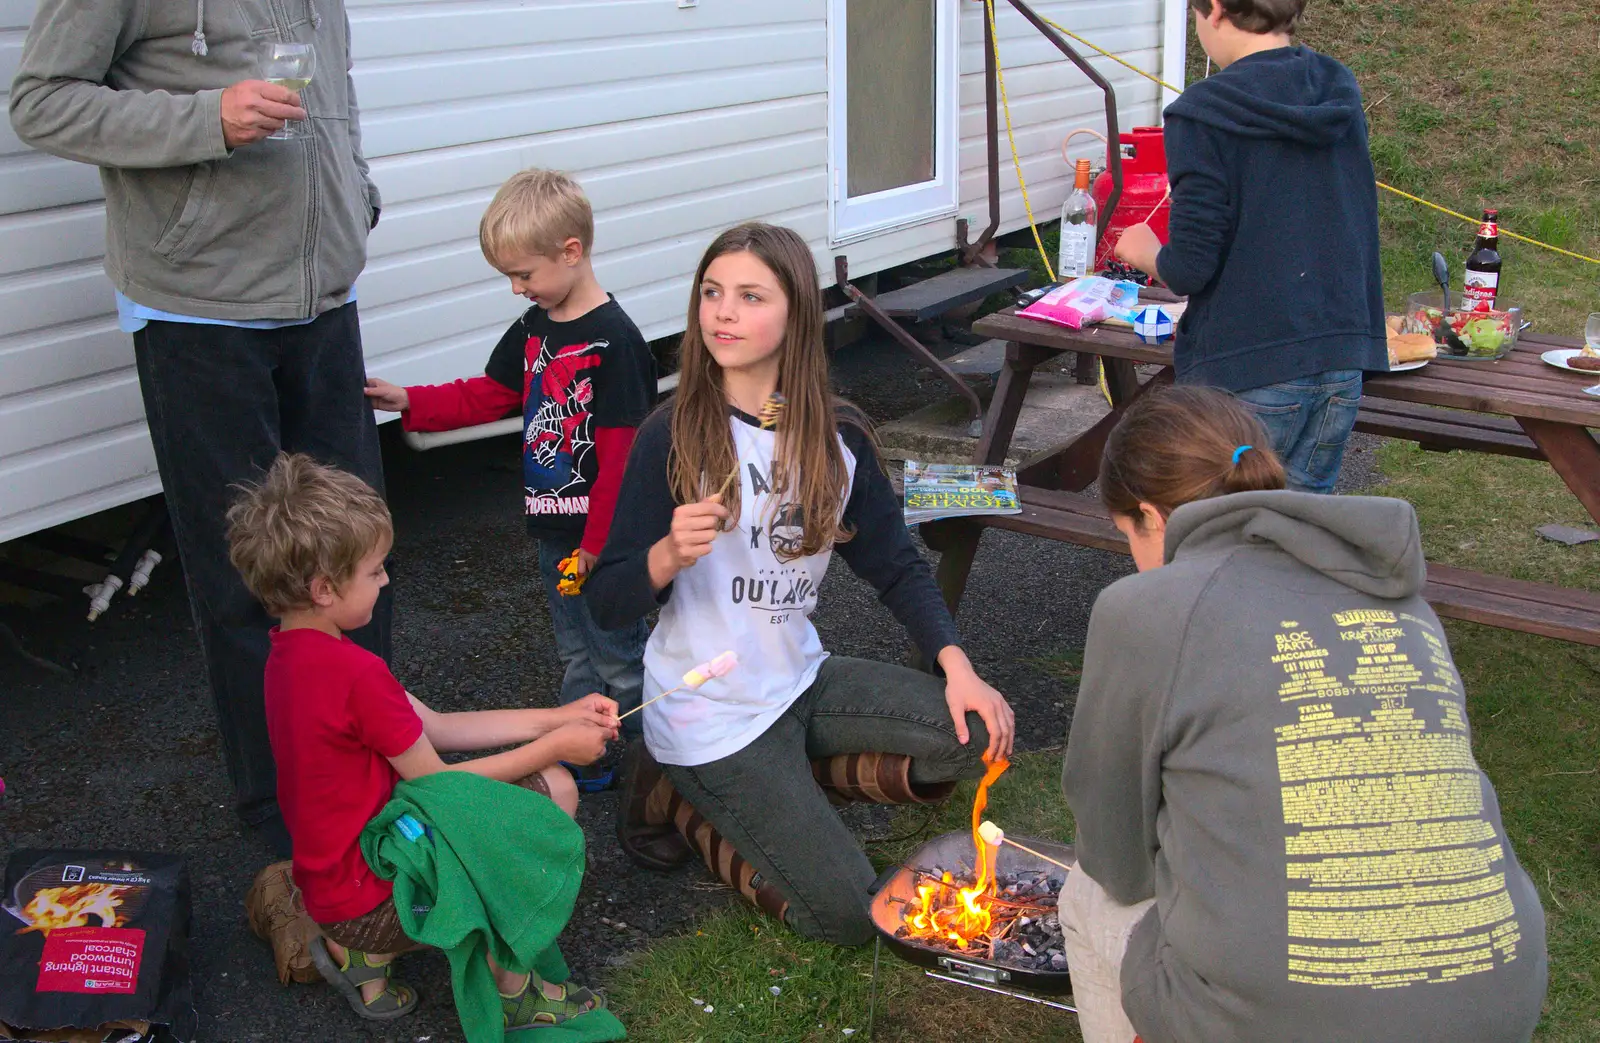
[{"x1": 828, "y1": 0, "x2": 960, "y2": 245}]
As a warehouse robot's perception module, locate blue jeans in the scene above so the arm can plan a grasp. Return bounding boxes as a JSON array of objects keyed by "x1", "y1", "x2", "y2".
[
  {"x1": 1233, "y1": 370, "x2": 1363, "y2": 494},
  {"x1": 536, "y1": 540, "x2": 647, "y2": 737}
]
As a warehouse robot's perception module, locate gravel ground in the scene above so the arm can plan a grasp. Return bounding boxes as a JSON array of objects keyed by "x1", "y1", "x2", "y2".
[{"x1": 0, "y1": 331, "x2": 1378, "y2": 1042}]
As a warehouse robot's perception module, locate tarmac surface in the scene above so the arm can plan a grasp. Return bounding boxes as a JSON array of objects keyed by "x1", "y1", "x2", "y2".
[{"x1": 0, "y1": 332, "x2": 1381, "y2": 1041}]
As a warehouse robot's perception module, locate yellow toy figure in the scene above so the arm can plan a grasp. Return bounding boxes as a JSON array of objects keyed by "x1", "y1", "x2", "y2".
[{"x1": 556, "y1": 550, "x2": 586, "y2": 596}]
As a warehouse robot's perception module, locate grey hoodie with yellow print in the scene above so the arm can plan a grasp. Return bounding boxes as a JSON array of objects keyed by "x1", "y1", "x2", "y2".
[
  {"x1": 1064, "y1": 491, "x2": 1546, "y2": 1043},
  {"x1": 10, "y1": 0, "x2": 378, "y2": 321}
]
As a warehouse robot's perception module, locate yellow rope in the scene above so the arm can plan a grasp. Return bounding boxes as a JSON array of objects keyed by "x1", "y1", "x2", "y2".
[
  {"x1": 1033, "y1": 13, "x2": 1600, "y2": 267},
  {"x1": 1370, "y1": 183, "x2": 1600, "y2": 265},
  {"x1": 985, "y1": 0, "x2": 1056, "y2": 284}
]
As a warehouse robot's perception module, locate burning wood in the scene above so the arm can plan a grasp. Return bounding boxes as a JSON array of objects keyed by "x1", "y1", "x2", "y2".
[
  {"x1": 896, "y1": 865, "x2": 1067, "y2": 971},
  {"x1": 893, "y1": 753, "x2": 1071, "y2": 972}
]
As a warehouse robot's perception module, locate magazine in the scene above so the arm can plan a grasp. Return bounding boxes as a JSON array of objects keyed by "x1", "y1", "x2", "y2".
[{"x1": 902, "y1": 461, "x2": 1023, "y2": 524}]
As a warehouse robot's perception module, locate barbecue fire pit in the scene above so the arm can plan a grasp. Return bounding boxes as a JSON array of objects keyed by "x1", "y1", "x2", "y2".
[{"x1": 866, "y1": 828, "x2": 1077, "y2": 1023}]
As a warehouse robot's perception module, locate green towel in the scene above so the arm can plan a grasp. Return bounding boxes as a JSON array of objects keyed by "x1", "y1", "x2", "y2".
[{"x1": 359, "y1": 772, "x2": 625, "y2": 1042}]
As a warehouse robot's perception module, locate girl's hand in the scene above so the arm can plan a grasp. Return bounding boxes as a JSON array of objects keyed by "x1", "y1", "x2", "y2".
[
  {"x1": 938, "y1": 647, "x2": 1016, "y2": 761},
  {"x1": 648, "y1": 495, "x2": 729, "y2": 588},
  {"x1": 561, "y1": 694, "x2": 620, "y2": 739},
  {"x1": 364, "y1": 378, "x2": 410, "y2": 413}
]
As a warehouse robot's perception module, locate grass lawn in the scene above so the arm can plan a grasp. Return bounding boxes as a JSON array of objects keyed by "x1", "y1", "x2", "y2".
[{"x1": 604, "y1": 450, "x2": 1598, "y2": 1041}]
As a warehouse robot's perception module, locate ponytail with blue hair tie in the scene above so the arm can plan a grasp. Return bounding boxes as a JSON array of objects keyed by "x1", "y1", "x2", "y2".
[{"x1": 1231, "y1": 445, "x2": 1253, "y2": 466}]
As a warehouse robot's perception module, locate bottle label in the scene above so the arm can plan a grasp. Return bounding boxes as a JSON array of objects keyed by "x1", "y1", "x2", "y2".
[
  {"x1": 1462, "y1": 270, "x2": 1499, "y2": 311},
  {"x1": 1059, "y1": 224, "x2": 1095, "y2": 280},
  {"x1": 1478, "y1": 220, "x2": 1498, "y2": 239}
]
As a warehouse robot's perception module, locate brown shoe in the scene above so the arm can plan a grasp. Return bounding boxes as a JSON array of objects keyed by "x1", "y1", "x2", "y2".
[{"x1": 616, "y1": 739, "x2": 693, "y2": 870}]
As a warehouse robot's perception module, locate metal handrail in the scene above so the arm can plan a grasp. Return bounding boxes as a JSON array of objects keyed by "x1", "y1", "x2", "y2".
[{"x1": 963, "y1": 0, "x2": 1125, "y2": 261}]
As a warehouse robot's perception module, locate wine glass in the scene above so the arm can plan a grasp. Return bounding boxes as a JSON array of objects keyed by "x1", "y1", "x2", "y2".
[
  {"x1": 258, "y1": 41, "x2": 315, "y2": 140},
  {"x1": 1586, "y1": 313, "x2": 1600, "y2": 355}
]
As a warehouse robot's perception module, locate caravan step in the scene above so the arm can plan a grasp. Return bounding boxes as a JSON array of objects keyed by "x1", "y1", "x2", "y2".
[
  {"x1": 849, "y1": 267, "x2": 1030, "y2": 322},
  {"x1": 941, "y1": 338, "x2": 1010, "y2": 378}
]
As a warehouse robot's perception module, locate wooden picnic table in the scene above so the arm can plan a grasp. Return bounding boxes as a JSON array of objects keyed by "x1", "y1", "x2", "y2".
[{"x1": 920, "y1": 307, "x2": 1600, "y2": 646}]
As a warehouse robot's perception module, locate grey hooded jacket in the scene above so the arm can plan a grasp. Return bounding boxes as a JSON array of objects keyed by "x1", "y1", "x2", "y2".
[
  {"x1": 10, "y1": 0, "x2": 379, "y2": 321},
  {"x1": 1064, "y1": 492, "x2": 1546, "y2": 1043}
]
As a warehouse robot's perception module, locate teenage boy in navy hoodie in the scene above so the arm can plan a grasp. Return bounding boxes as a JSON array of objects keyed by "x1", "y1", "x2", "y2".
[{"x1": 1114, "y1": 0, "x2": 1387, "y2": 494}]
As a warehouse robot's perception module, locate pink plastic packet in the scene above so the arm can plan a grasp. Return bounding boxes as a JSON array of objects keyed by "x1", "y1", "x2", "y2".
[{"x1": 1019, "y1": 277, "x2": 1138, "y2": 330}]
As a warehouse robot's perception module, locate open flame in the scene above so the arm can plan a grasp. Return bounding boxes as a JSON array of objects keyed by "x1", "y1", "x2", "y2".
[
  {"x1": 903, "y1": 752, "x2": 1010, "y2": 950},
  {"x1": 17, "y1": 884, "x2": 133, "y2": 934}
]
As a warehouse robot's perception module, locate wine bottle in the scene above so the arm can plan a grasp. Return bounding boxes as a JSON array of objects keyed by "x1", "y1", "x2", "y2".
[{"x1": 1057, "y1": 159, "x2": 1097, "y2": 281}]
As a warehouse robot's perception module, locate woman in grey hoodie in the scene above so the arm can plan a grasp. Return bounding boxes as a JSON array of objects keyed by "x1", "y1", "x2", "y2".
[{"x1": 1061, "y1": 387, "x2": 1546, "y2": 1043}]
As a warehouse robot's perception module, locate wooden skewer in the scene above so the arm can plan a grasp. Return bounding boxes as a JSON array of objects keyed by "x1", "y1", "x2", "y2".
[
  {"x1": 1142, "y1": 186, "x2": 1171, "y2": 224},
  {"x1": 617, "y1": 684, "x2": 682, "y2": 723},
  {"x1": 1145, "y1": 186, "x2": 1171, "y2": 225}
]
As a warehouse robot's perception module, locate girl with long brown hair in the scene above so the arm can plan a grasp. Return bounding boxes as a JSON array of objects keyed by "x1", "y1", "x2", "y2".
[
  {"x1": 1059, "y1": 386, "x2": 1545, "y2": 1043},
  {"x1": 586, "y1": 222, "x2": 1015, "y2": 945}
]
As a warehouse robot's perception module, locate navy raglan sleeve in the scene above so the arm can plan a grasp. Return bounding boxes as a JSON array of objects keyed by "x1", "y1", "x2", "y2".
[
  {"x1": 589, "y1": 309, "x2": 657, "y2": 428},
  {"x1": 586, "y1": 408, "x2": 678, "y2": 629},
  {"x1": 483, "y1": 311, "x2": 534, "y2": 394},
  {"x1": 835, "y1": 422, "x2": 962, "y2": 664},
  {"x1": 1155, "y1": 115, "x2": 1237, "y2": 297}
]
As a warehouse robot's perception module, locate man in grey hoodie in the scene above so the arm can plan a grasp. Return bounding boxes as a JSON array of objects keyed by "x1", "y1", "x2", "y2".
[
  {"x1": 11, "y1": 0, "x2": 387, "y2": 855},
  {"x1": 1061, "y1": 388, "x2": 1547, "y2": 1043}
]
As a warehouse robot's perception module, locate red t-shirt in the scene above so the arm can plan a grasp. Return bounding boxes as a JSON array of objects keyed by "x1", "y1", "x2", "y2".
[{"x1": 264, "y1": 627, "x2": 424, "y2": 923}]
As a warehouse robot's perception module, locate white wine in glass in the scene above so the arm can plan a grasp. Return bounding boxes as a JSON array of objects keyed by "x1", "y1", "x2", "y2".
[{"x1": 258, "y1": 41, "x2": 315, "y2": 140}]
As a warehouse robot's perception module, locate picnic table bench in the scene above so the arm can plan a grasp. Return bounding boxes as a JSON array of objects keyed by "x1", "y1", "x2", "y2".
[{"x1": 920, "y1": 306, "x2": 1600, "y2": 646}]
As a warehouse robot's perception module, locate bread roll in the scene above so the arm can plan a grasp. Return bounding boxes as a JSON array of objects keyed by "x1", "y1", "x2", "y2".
[{"x1": 1387, "y1": 331, "x2": 1436, "y2": 365}]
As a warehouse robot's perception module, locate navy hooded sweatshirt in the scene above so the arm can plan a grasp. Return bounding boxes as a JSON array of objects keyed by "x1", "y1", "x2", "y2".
[{"x1": 1156, "y1": 46, "x2": 1388, "y2": 391}]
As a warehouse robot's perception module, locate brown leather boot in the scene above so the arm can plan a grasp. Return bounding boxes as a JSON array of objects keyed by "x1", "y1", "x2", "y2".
[
  {"x1": 616, "y1": 739, "x2": 694, "y2": 870},
  {"x1": 670, "y1": 793, "x2": 790, "y2": 923},
  {"x1": 810, "y1": 752, "x2": 957, "y2": 807}
]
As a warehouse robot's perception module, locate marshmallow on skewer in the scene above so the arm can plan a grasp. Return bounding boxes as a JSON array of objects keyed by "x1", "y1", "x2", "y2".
[
  {"x1": 682, "y1": 650, "x2": 738, "y2": 689},
  {"x1": 979, "y1": 819, "x2": 1075, "y2": 875},
  {"x1": 620, "y1": 651, "x2": 741, "y2": 722}
]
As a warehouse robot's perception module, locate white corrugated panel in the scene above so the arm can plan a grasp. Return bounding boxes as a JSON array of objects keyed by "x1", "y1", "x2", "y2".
[{"x1": 0, "y1": 0, "x2": 1177, "y2": 542}]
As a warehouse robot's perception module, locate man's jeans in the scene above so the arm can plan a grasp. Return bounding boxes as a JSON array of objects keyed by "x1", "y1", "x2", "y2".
[
  {"x1": 536, "y1": 540, "x2": 646, "y2": 736},
  {"x1": 662, "y1": 656, "x2": 990, "y2": 945},
  {"x1": 133, "y1": 303, "x2": 390, "y2": 826},
  {"x1": 1234, "y1": 369, "x2": 1363, "y2": 494}
]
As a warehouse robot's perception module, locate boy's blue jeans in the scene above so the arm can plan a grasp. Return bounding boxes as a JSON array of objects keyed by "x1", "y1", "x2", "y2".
[
  {"x1": 536, "y1": 540, "x2": 647, "y2": 737},
  {"x1": 1233, "y1": 370, "x2": 1363, "y2": 494}
]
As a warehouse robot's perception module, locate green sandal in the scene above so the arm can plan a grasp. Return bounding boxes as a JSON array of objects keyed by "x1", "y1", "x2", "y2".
[
  {"x1": 309, "y1": 936, "x2": 420, "y2": 1021},
  {"x1": 502, "y1": 972, "x2": 605, "y2": 1029}
]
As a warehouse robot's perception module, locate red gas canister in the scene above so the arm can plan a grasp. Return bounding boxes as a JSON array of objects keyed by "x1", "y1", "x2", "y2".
[{"x1": 1084, "y1": 126, "x2": 1170, "y2": 272}]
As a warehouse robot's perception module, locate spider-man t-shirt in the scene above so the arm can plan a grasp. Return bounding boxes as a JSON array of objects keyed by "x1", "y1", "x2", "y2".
[{"x1": 484, "y1": 296, "x2": 656, "y2": 538}]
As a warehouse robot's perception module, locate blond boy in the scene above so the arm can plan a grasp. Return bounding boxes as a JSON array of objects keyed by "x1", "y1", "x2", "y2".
[{"x1": 365, "y1": 171, "x2": 655, "y2": 768}]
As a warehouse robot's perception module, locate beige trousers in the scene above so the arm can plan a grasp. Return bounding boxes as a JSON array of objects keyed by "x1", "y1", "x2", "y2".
[{"x1": 1059, "y1": 868, "x2": 1155, "y2": 1043}]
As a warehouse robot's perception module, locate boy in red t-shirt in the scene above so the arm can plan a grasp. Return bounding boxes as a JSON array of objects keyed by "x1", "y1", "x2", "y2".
[{"x1": 227, "y1": 453, "x2": 619, "y2": 1026}]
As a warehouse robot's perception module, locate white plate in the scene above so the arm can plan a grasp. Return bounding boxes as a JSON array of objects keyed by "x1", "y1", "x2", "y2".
[
  {"x1": 1387, "y1": 358, "x2": 1431, "y2": 372},
  {"x1": 1542, "y1": 348, "x2": 1600, "y2": 373}
]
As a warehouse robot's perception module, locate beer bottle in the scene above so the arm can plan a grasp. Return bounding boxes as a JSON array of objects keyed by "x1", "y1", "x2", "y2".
[{"x1": 1462, "y1": 209, "x2": 1501, "y2": 312}]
